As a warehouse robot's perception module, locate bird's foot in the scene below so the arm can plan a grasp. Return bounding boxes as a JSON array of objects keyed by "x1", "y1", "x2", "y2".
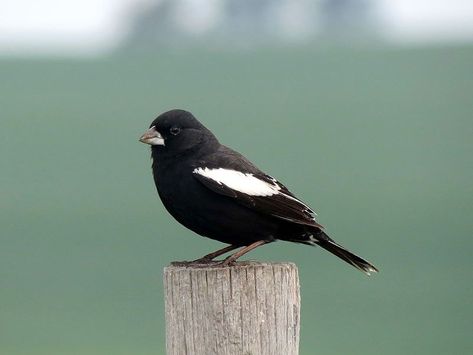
[
  {"x1": 219, "y1": 255, "x2": 237, "y2": 267},
  {"x1": 170, "y1": 258, "x2": 220, "y2": 268},
  {"x1": 190, "y1": 256, "x2": 214, "y2": 264},
  {"x1": 170, "y1": 258, "x2": 237, "y2": 268}
]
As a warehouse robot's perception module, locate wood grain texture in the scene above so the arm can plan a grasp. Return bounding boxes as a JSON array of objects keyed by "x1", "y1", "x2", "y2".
[{"x1": 164, "y1": 262, "x2": 300, "y2": 355}]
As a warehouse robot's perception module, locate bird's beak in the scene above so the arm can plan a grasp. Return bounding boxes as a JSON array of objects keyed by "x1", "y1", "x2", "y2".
[{"x1": 139, "y1": 126, "x2": 165, "y2": 146}]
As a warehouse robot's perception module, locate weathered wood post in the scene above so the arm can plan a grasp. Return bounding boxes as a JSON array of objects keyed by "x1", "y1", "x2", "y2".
[{"x1": 164, "y1": 261, "x2": 300, "y2": 355}]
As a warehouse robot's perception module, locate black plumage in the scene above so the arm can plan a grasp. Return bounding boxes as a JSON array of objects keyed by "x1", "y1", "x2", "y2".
[{"x1": 139, "y1": 109, "x2": 378, "y2": 275}]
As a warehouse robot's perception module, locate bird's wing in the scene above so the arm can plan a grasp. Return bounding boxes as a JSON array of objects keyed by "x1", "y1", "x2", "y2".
[{"x1": 192, "y1": 167, "x2": 323, "y2": 229}]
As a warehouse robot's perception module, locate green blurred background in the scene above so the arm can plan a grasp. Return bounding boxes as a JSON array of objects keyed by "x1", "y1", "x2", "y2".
[{"x1": 1, "y1": 45, "x2": 472, "y2": 355}]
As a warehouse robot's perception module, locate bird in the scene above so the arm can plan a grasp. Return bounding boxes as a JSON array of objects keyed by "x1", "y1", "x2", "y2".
[{"x1": 139, "y1": 109, "x2": 378, "y2": 275}]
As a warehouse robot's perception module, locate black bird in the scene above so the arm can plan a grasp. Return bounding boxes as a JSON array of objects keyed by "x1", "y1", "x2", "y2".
[{"x1": 139, "y1": 109, "x2": 378, "y2": 275}]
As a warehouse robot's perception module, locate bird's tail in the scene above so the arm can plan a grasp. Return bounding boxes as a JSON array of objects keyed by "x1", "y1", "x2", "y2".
[{"x1": 301, "y1": 230, "x2": 379, "y2": 276}]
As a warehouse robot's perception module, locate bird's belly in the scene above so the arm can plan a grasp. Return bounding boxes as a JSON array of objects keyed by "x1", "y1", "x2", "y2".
[{"x1": 157, "y1": 174, "x2": 279, "y2": 245}]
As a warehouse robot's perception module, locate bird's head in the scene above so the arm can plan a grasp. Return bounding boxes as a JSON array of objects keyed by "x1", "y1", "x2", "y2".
[{"x1": 139, "y1": 109, "x2": 217, "y2": 157}]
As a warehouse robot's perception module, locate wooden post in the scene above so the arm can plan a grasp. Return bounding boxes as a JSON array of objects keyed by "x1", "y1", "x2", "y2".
[{"x1": 164, "y1": 261, "x2": 300, "y2": 355}]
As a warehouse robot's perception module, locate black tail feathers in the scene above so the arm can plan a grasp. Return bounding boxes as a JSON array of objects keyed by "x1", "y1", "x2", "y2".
[{"x1": 300, "y1": 230, "x2": 379, "y2": 276}]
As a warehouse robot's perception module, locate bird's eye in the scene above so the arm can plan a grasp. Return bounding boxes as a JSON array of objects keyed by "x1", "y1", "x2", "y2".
[{"x1": 170, "y1": 127, "x2": 181, "y2": 135}]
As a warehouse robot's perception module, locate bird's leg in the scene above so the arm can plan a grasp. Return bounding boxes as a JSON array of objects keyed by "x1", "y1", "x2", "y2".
[
  {"x1": 190, "y1": 244, "x2": 241, "y2": 264},
  {"x1": 221, "y1": 240, "x2": 268, "y2": 266}
]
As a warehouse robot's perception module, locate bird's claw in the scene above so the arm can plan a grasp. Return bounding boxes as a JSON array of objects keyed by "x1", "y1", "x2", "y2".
[
  {"x1": 170, "y1": 257, "x2": 238, "y2": 268},
  {"x1": 220, "y1": 256, "x2": 237, "y2": 267},
  {"x1": 171, "y1": 259, "x2": 220, "y2": 268}
]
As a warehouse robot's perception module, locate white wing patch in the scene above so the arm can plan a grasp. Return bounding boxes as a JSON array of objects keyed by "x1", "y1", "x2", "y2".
[
  {"x1": 193, "y1": 167, "x2": 319, "y2": 222},
  {"x1": 193, "y1": 168, "x2": 281, "y2": 196}
]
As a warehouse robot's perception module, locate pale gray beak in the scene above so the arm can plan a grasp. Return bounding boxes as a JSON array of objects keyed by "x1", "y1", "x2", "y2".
[{"x1": 139, "y1": 126, "x2": 165, "y2": 146}]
